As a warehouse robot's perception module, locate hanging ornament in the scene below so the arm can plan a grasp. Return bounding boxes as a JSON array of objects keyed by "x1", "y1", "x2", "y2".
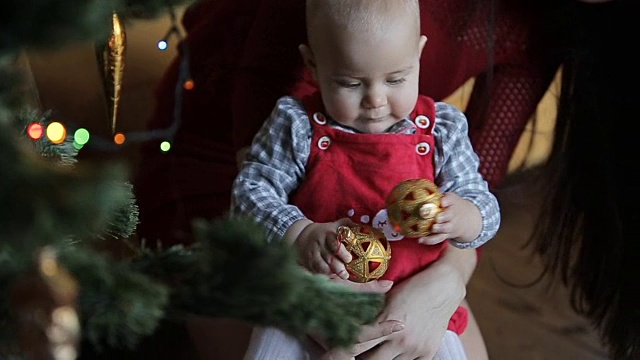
[
  {"x1": 9, "y1": 247, "x2": 80, "y2": 360},
  {"x1": 386, "y1": 178, "x2": 444, "y2": 238},
  {"x1": 337, "y1": 224, "x2": 391, "y2": 283},
  {"x1": 96, "y1": 11, "x2": 126, "y2": 134}
]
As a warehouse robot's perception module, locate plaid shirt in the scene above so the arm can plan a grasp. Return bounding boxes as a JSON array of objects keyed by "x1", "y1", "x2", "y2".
[{"x1": 231, "y1": 96, "x2": 500, "y2": 248}]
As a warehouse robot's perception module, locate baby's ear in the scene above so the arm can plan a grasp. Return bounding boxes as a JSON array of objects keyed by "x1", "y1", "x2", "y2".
[
  {"x1": 418, "y1": 35, "x2": 428, "y2": 56},
  {"x1": 298, "y1": 44, "x2": 318, "y2": 80}
]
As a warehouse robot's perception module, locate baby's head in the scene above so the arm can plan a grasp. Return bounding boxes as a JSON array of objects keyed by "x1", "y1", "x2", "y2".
[{"x1": 300, "y1": 0, "x2": 427, "y2": 133}]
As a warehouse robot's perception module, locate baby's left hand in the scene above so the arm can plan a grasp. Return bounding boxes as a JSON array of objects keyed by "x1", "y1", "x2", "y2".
[{"x1": 417, "y1": 192, "x2": 482, "y2": 245}]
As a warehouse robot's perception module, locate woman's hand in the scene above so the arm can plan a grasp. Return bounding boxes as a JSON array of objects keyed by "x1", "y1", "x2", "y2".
[
  {"x1": 360, "y1": 267, "x2": 465, "y2": 359},
  {"x1": 309, "y1": 279, "x2": 405, "y2": 360},
  {"x1": 323, "y1": 246, "x2": 477, "y2": 359},
  {"x1": 318, "y1": 320, "x2": 405, "y2": 360}
]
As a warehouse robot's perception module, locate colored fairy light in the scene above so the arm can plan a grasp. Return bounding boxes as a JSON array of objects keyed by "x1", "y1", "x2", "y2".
[
  {"x1": 158, "y1": 11, "x2": 181, "y2": 52},
  {"x1": 73, "y1": 141, "x2": 84, "y2": 150},
  {"x1": 113, "y1": 132, "x2": 126, "y2": 145},
  {"x1": 183, "y1": 79, "x2": 195, "y2": 90},
  {"x1": 160, "y1": 141, "x2": 171, "y2": 152},
  {"x1": 157, "y1": 40, "x2": 168, "y2": 50},
  {"x1": 27, "y1": 122, "x2": 44, "y2": 140},
  {"x1": 74, "y1": 128, "x2": 90, "y2": 145},
  {"x1": 46, "y1": 122, "x2": 67, "y2": 144}
]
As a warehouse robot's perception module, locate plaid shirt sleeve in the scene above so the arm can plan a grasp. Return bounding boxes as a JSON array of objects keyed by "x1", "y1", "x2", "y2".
[
  {"x1": 230, "y1": 96, "x2": 311, "y2": 242},
  {"x1": 433, "y1": 102, "x2": 501, "y2": 249}
]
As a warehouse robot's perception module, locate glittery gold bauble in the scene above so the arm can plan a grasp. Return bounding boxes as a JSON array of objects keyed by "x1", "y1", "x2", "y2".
[
  {"x1": 338, "y1": 225, "x2": 391, "y2": 283},
  {"x1": 386, "y1": 178, "x2": 443, "y2": 238},
  {"x1": 96, "y1": 11, "x2": 126, "y2": 134}
]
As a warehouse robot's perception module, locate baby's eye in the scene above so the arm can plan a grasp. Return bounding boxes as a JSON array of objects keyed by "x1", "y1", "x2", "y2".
[
  {"x1": 336, "y1": 80, "x2": 361, "y2": 88},
  {"x1": 387, "y1": 78, "x2": 407, "y2": 85}
]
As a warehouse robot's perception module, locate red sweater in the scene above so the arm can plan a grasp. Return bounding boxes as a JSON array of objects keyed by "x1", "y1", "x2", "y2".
[{"x1": 135, "y1": 0, "x2": 560, "y2": 245}]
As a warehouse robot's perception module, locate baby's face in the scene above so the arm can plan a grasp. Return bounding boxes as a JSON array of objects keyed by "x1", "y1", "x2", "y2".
[{"x1": 304, "y1": 18, "x2": 426, "y2": 134}]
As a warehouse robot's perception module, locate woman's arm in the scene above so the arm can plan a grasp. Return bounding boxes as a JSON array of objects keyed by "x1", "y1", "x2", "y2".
[
  {"x1": 434, "y1": 103, "x2": 501, "y2": 249},
  {"x1": 231, "y1": 0, "x2": 309, "y2": 150},
  {"x1": 460, "y1": 298, "x2": 489, "y2": 360},
  {"x1": 442, "y1": 247, "x2": 489, "y2": 360},
  {"x1": 362, "y1": 246, "x2": 476, "y2": 359},
  {"x1": 231, "y1": 97, "x2": 310, "y2": 241},
  {"x1": 322, "y1": 246, "x2": 481, "y2": 359},
  {"x1": 464, "y1": 61, "x2": 559, "y2": 190}
]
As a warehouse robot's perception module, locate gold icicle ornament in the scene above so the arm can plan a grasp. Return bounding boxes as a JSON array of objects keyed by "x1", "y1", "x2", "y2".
[{"x1": 96, "y1": 12, "x2": 126, "y2": 134}]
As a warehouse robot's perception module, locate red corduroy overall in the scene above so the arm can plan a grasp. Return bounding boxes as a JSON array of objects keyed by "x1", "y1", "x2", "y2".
[{"x1": 291, "y1": 93, "x2": 468, "y2": 334}]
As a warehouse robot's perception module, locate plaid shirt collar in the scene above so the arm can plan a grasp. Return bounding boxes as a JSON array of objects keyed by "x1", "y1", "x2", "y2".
[{"x1": 328, "y1": 118, "x2": 417, "y2": 134}]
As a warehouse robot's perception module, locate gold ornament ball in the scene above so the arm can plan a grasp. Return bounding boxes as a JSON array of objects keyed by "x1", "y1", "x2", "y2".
[
  {"x1": 386, "y1": 178, "x2": 443, "y2": 238},
  {"x1": 337, "y1": 225, "x2": 391, "y2": 283}
]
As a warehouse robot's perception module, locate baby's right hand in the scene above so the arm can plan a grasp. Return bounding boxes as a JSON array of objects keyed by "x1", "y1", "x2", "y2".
[{"x1": 294, "y1": 218, "x2": 354, "y2": 279}]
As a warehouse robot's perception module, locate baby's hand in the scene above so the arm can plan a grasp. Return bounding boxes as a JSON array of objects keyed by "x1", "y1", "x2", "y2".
[
  {"x1": 418, "y1": 192, "x2": 482, "y2": 245},
  {"x1": 294, "y1": 218, "x2": 354, "y2": 279}
]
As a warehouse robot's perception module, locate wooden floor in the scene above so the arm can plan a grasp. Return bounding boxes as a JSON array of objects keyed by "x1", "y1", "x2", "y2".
[{"x1": 467, "y1": 169, "x2": 608, "y2": 360}]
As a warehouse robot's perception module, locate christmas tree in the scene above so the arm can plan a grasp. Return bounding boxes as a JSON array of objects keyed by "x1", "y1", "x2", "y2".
[{"x1": 0, "y1": 1, "x2": 384, "y2": 358}]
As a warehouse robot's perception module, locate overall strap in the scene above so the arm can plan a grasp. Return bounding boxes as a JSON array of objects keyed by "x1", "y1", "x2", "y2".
[
  {"x1": 299, "y1": 92, "x2": 325, "y2": 124},
  {"x1": 301, "y1": 92, "x2": 437, "y2": 133},
  {"x1": 410, "y1": 94, "x2": 437, "y2": 134}
]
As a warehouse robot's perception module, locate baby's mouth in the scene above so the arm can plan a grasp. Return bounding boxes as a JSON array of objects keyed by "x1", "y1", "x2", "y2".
[
  {"x1": 362, "y1": 107, "x2": 387, "y2": 120},
  {"x1": 363, "y1": 113, "x2": 388, "y2": 122}
]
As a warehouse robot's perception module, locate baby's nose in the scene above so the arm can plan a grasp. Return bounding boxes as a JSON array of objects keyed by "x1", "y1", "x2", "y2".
[{"x1": 363, "y1": 86, "x2": 386, "y2": 108}]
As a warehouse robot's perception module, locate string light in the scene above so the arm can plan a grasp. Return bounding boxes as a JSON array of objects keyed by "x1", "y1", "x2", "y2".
[
  {"x1": 27, "y1": 122, "x2": 44, "y2": 140},
  {"x1": 157, "y1": 6, "x2": 181, "y2": 52},
  {"x1": 26, "y1": 6, "x2": 188, "y2": 153},
  {"x1": 74, "y1": 128, "x2": 90, "y2": 146},
  {"x1": 46, "y1": 122, "x2": 67, "y2": 144},
  {"x1": 72, "y1": 128, "x2": 90, "y2": 150},
  {"x1": 183, "y1": 79, "x2": 195, "y2": 90},
  {"x1": 157, "y1": 39, "x2": 168, "y2": 51},
  {"x1": 160, "y1": 141, "x2": 171, "y2": 152},
  {"x1": 113, "y1": 132, "x2": 126, "y2": 145}
]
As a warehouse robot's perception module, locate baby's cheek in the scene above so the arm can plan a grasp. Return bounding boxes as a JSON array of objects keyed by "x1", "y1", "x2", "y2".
[
  {"x1": 391, "y1": 85, "x2": 418, "y2": 117},
  {"x1": 326, "y1": 95, "x2": 360, "y2": 122}
]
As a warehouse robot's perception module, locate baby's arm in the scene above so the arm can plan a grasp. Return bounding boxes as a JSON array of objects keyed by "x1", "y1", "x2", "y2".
[
  {"x1": 231, "y1": 97, "x2": 310, "y2": 241},
  {"x1": 418, "y1": 192, "x2": 483, "y2": 245},
  {"x1": 231, "y1": 97, "x2": 354, "y2": 277},
  {"x1": 430, "y1": 103, "x2": 501, "y2": 249}
]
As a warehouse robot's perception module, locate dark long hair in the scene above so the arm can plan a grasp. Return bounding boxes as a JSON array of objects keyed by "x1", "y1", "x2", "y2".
[{"x1": 530, "y1": 1, "x2": 638, "y2": 358}]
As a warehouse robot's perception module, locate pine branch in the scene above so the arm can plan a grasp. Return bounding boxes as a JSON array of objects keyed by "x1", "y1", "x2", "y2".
[
  {"x1": 0, "y1": 127, "x2": 130, "y2": 254},
  {"x1": 58, "y1": 247, "x2": 168, "y2": 351},
  {"x1": 0, "y1": 249, "x2": 23, "y2": 353},
  {"x1": 0, "y1": 66, "x2": 24, "y2": 122},
  {"x1": 14, "y1": 110, "x2": 78, "y2": 165},
  {"x1": 133, "y1": 218, "x2": 386, "y2": 348}
]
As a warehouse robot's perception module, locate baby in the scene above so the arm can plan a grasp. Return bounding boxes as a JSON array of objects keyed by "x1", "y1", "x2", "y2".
[{"x1": 233, "y1": 0, "x2": 500, "y2": 359}]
